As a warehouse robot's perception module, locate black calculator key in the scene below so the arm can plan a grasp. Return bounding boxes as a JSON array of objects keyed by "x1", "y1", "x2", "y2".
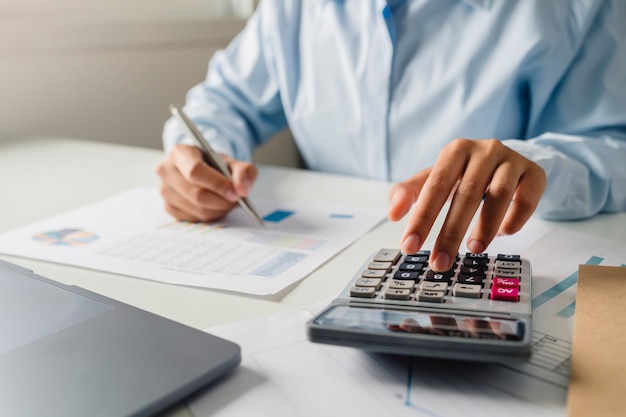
[
  {"x1": 462, "y1": 257, "x2": 488, "y2": 268},
  {"x1": 465, "y1": 252, "x2": 489, "y2": 260},
  {"x1": 394, "y1": 271, "x2": 420, "y2": 280},
  {"x1": 399, "y1": 262, "x2": 424, "y2": 271},
  {"x1": 497, "y1": 254, "x2": 521, "y2": 262},
  {"x1": 404, "y1": 255, "x2": 428, "y2": 263},
  {"x1": 424, "y1": 270, "x2": 453, "y2": 283},
  {"x1": 460, "y1": 266, "x2": 487, "y2": 276},
  {"x1": 457, "y1": 275, "x2": 485, "y2": 286}
]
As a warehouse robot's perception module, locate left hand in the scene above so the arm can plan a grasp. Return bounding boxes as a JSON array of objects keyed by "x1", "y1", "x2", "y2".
[{"x1": 388, "y1": 138, "x2": 546, "y2": 272}]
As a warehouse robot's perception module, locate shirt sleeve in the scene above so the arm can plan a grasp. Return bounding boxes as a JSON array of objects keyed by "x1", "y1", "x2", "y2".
[
  {"x1": 162, "y1": 0, "x2": 288, "y2": 161},
  {"x1": 504, "y1": 0, "x2": 626, "y2": 220}
]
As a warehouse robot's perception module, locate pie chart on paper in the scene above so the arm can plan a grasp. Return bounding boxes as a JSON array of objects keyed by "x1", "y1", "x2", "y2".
[{"x1": 32, "y1": 228, "x2": 99, "y2": 246}]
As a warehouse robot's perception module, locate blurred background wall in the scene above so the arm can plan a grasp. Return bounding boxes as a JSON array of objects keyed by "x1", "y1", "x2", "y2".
[{"x1": 0, "y1": 0, "x2": 300, "y2": 166}]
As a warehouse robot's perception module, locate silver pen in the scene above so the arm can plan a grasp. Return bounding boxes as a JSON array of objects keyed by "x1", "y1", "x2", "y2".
[{"x1": 169, "y1": 105, "x2": 264, "y2": 226}]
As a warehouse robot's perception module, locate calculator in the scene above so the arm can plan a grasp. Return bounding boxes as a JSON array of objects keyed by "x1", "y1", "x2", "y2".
[{"x1": 307, "y1": 249, "x2": 532, "y2": 362}]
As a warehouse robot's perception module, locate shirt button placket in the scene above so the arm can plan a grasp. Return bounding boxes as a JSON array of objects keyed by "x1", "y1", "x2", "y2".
[{"x1": 363, "y1": 2, "x2": 394, "y2": 180}]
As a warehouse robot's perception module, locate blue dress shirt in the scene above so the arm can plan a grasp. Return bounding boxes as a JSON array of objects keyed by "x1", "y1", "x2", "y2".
[{"x1": 163, "y1": 0, "x2": 626, "y2": 220}]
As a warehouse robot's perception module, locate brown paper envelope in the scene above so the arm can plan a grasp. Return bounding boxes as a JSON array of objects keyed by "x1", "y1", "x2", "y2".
[{"x1": 567, "y1": 264, "x2": 626, "y2": 417}]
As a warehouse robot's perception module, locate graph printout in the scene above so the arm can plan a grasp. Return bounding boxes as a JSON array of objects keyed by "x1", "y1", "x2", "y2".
[
  {"x1": 191, "y1": 305, "x2": 565, "y2": 417},
  {"x1": 0, "y1": 188, "x2": 386, "y2": 295},
  {"x1": 484, "y1": 229, "x2": 626, "y2": 398},
  {"x1": 189, "y1": 229, "x2": 626, "y2": 417}
]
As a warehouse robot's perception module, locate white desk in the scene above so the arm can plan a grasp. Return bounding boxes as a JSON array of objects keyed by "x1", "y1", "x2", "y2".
[{"x1": 2, "y1": 138, "x2": 626, "y2": 416}]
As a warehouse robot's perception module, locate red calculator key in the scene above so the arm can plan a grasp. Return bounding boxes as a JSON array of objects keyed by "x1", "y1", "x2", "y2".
[
  {"x1": 492, "y1": 277, "x2": 519, "y2": 289},
  {"x1": 490, "y1": 286, "x2": 519, "y2": 302}
]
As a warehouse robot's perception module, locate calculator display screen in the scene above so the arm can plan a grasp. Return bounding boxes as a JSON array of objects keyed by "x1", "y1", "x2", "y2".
[{"x1": 315, "y1": 306, "x2": 524, "y2": 341}]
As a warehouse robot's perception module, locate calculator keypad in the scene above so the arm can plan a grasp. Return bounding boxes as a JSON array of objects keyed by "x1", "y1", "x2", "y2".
[
  {"x1": 310, "y1": 249, "x2": 532, "y2": 363},
  {"x1": 344, "y1": 248, "x2": 529, "y2": 311}
]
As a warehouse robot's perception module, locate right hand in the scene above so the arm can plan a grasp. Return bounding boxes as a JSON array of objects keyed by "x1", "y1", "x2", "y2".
[{"x1": 156, "y1": 144, "x2": 258, "y2": 222}]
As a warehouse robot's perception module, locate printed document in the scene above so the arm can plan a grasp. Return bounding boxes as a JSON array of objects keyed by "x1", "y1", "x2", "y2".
[
  {"x1": 191, "y1": 305, "x2": 561, "y2": 417},
  {"x1": 0, "y1": 188, "x2": 386, "y2": 295},
  {"x1": 189, "y1": 228, "x2": 626, "y2": 416}
]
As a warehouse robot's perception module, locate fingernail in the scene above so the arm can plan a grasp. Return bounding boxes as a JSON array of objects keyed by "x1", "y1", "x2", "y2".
[
  {"x1": 242, "y1": 179, "x2": 252, "y2": 195},
  {"x1": 225, "y1": 189, "x2": 239, "y2": 202},
  {"x1": 402, "y1": 234, "x2": 421, "y2": 254},
  {"x1": 389, "y1": 189, "x2": 399, "y2": 205},
  {"x1": 468, "y1": 240, "x2": 486, "y2": 254},
  {"x1": 432, "y1": 252, "x2": 451, "y2": 272}
]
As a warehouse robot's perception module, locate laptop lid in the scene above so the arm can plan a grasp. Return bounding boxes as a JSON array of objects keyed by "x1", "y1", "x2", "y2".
[{"x1": 0, "y1": 259, "x2": 240, "y2": 417}]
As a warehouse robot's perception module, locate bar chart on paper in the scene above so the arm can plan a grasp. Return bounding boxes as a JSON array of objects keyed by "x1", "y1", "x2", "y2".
[
  {"x1": 192, "y1": 307, "x2": 563, "y2": 417},
  {"x1": 494, "y1": 230, "x2": 626, "y2": 390},
  {"x1": 0, "y1": 188, "x2": 387, "y2": 296},
  {"x1": 189, "y1": 230, "x2": 626, "y2": 417},
  {"x1": 532, "y1": 255, "x2": 604, "y2": 319}
]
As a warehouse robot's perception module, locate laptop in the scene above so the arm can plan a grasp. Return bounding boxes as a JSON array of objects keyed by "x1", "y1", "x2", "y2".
[{"x1": 0, "y1": 259, "x2": 240, "y2": 417}]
